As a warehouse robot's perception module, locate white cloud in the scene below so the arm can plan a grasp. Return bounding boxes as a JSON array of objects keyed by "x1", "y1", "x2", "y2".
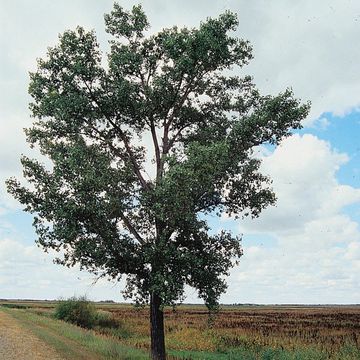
[
  {"x1": 0, "y1": 237, "x2": 124, "y2": 301},
  {"x1": 345, "y1": 241, "x2": 360, "y2": 260},
  {"x1": 223, "y1": 239, "x2": 360, "y2": 303},
  {"x1": 221, "y1": 134, "x2": 360, "y2": 303},
  {"x1": 240, "y1": 134, "x2": 359, "y2": 234},
  {"x1": 234, "y1": 0, "x2": 360, "y2": 124}
]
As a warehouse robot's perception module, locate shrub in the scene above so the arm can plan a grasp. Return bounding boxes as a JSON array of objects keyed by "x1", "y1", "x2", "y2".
[
  {"x1": 95, "y1": 310, "x2": 119, "y2": 328},
  {"x1": 54, "y1": 296, "x2": 96, "y2": 328},
  {"x1": 0, "y1": 303, "x2": 29, "y2": 309}
]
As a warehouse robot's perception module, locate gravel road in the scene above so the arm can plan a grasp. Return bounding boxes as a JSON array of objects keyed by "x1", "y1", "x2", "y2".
[{"x1": 0, "y1": 309, "x2": 64, "y2": 360}]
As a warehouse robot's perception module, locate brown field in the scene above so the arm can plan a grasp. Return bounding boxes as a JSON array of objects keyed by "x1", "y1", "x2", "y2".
[
  {"x1": 1, "y1": 300, "x2": 360, "y2": 359},
  {"x1": 100, "y1": 304, "x2": 360, "y2": 353}
]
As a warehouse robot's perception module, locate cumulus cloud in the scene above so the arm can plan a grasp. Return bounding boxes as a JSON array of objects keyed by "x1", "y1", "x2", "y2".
[
  {"x1": 0, "y1": 237, "x2": 125, "y2": 301},
  {"x1": 240, "y1": 134, "x2": 360, "y2": 234},
  {"x1": 234, "y1": 0, "x2": 360, "y2": 123},
  {"x1": 221, "y1": 134, "x2": 360, "y2": 303},
  {"x1": 223, "y1": 237, "x2": 360, "y2": 304}
]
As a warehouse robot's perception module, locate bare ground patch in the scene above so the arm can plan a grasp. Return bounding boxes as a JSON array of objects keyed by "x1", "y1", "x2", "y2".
[{"x1": 0, "y1": 309, "x2": 64, "y2": 360}]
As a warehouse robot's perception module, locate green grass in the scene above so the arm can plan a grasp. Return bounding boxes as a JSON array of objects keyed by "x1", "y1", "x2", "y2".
[
  {"x1": 1, "y1": 307, "x2": 149, "y2": 360},
  {"x1": 169, "y1": 346, "x2": 360, "y2": 360},
  {"x1": 0, "y1": 303, "x2": 30, "y2": 309}
]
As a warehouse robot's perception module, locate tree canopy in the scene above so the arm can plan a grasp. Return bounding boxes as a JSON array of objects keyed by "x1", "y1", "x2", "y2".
[{"x1": 7, "y1": 4, "x2": 309, "y2": 358}]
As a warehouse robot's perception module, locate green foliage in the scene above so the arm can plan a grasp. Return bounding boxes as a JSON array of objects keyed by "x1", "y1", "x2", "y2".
[
  {"x1": 0, "y1": 303, "x2": 29, "y2": 309},
  {"x1": 54, "y1": 296, "x2": 96, "y2": 328},
  {"x1": 94, "y1": 310, "x2": 132, "y2": 338},
  {"x1": 94, "y1": 310, "x2": 118, "y2": 328},
  {"x1": 92, "y1": 310, "x2": 133, "y2": 339},
  {"x1": 6, "y1": 2, "x2": 310, "y2": 313},
  {"x1": 167, "y1": 347, "x2": 339, "y2": 360}
]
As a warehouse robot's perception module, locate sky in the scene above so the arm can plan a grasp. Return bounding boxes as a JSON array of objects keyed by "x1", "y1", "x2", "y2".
[{"x1": 0, "y1": 0, "x2": 359, "y2": 304}]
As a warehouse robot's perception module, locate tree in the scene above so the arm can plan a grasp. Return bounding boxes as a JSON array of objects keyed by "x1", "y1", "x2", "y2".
[{"x1": 6, "y1": 4, "x2": 309, "y2": 360}]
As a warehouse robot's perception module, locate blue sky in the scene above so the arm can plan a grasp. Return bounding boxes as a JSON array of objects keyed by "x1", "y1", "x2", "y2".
[
  {"x1": 302, "y1": 112, "x2": 360, "y2": 186},
  {"x1": 0, "y1": 0, "x2": 359, "y2": 303}
]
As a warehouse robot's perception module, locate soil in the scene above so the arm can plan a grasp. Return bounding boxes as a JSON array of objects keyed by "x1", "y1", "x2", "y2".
[{"x1": 0, "y1": 310, "x2": 64, "y2": 360}]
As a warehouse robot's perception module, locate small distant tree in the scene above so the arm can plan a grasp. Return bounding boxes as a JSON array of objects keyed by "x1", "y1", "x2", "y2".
[{"x1": 7, "y1": 4, "x2": 309, "y2": 359}]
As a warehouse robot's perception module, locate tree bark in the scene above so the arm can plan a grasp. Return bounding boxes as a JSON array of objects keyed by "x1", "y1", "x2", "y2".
[{"x1": 150, "y1": 292, "x2": 166, "y2": 360}]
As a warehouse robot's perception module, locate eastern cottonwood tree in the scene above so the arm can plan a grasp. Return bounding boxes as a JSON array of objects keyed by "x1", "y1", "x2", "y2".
[{"x1": 7, "y1": 4, "x2": 309, "y2": 360}]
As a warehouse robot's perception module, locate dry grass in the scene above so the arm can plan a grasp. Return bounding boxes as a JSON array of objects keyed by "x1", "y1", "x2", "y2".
[
  {"x1": 2, "y1": 300, "x2": 359, "y2": 359},
  {"x1": 103, "y1": 304, "x2": 360, "y2": 355}
]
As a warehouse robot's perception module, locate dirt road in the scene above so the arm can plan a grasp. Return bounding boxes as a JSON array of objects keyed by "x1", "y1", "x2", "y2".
[{"x1": 0, "y1": 309, "x2": 64, "y2": 360}]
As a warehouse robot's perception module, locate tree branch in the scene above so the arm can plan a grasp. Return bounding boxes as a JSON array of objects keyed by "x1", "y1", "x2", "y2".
[
  {"x1": 118, "y1": 212, "x2": 145, "y2": 245},
  {"x1": 82, "y1": 80, "x2": 151, "y2": 191},
  {"x1": 149, "y1": 118, "x2": 162, "y2": 181},
  {"x1": 166, "y1": 123, "x2": 192, "y2": 151}
]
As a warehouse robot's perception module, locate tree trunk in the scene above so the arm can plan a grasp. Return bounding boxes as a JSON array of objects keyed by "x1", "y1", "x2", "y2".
[{"x1": 150, "y1": 292, "x2": 166, "y2": 360}]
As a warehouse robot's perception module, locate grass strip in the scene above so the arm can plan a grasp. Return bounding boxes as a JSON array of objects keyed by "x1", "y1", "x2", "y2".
[{"x1": 1, "y1": 307, "x2": 149, "y2": 360}]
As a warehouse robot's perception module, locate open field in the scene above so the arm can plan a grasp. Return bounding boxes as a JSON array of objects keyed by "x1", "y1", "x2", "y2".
[{"x1": 1, "y1": 300, "x2": 359, "y2": 359}]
